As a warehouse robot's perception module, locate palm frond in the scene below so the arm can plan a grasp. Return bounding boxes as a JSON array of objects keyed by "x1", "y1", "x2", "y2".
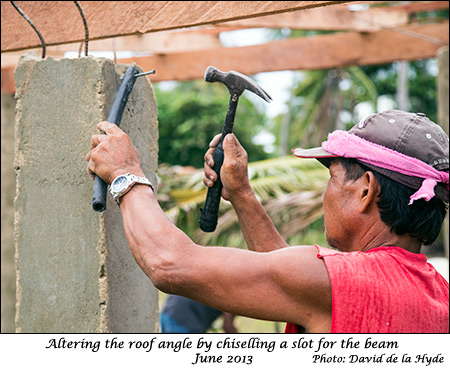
[
  {"x1": 347, "y1": 66, "x2": 378, "y2": 109},
  {"x1": 158, "y1": 156, "x2": 329, "y2": 247}
]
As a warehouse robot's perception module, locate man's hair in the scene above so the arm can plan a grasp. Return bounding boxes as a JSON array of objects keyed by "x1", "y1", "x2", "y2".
[{"x1": 337, "y1": 158, "x2": 448, "y2": 245}]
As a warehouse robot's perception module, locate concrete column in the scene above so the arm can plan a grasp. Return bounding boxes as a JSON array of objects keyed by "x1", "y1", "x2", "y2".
[
  {"x1": 437, "y1": 46, "x2": 449, "y2": 259},
  {"x1": 14, "y1": 54, "x2": 159, "y2": 332},
  {"x1": 1, "y1": 92, "x2": 16, "y2": 333}
]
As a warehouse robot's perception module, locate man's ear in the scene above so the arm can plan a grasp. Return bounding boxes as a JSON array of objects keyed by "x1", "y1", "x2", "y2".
[{"x1": 359, "y1": 171, "x2": 380, "y2": 213}]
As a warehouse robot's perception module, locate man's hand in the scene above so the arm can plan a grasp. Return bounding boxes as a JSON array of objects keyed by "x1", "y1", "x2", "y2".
[
  {"x1": 86, "y1": 121, "x2": 145, "y2": 184},
  {"x1": 204, "y1": 132, "x2": 288, "y2": 252},
  {"x1": 203, "y1": 133, "x2": 253, "y2": 202}
]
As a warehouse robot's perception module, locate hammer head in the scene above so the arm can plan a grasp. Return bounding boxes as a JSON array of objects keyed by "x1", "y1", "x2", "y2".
[{"x1": 204, "y1": 66, "x2": 272, "y2": 103}]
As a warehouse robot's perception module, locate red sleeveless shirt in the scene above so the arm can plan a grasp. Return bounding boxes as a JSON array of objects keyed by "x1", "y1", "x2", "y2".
[{"x1": 285, "y1": 246, "x2": 449, "y2": 333}]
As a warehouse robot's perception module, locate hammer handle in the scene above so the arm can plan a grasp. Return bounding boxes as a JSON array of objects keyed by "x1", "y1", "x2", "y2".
[
  {"x1": 199, "y1": 95, "x2": 239, "y2": 232},
  {"x1": 92, "y1": 66, "x2": 139, "y2": 212},
  {"x1": 199, "y1": 142, "x2": 225, "y2": 232}
]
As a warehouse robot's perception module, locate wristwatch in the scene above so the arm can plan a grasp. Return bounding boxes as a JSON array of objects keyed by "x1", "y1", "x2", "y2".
[{"x1": 110, "y1": 173, "x2": 154, "y2": 205}]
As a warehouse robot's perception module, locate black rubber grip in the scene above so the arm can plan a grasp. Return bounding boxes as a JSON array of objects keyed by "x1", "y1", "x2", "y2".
[
  {"x1": 199, "y1": 142, "x2": 225, "y2": 232},
  {"x1": 92, "y1": 66, "x2": 139, "y2": 212}
]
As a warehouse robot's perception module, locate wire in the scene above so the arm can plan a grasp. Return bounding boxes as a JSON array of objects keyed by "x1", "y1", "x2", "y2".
[
  {"x1": 10, "y1": 1, "x2": 46, "y2": 58},
  {"x1": 387, "y1": 25, "x2": 447, "y2": 46},
  {"x1": 73, "y1": 1, "x2": 89, "y2": 56},
  {"x1": 353, "y1": 13, "x2": 447, "y2": 46}
]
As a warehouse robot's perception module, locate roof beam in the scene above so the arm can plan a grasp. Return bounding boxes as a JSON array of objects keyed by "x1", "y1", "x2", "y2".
[
  {"x1": 1, "y1": 1, "x2": 350, "y2": 52},
  {"x1": 117, "y1": 21, "x2": 449, "y2": 81},
  {"x1": 2, "y1": 21, "x2": 447, "y2": 92},
  {"x1": 218, "y1": 5, "x2": 407, "y2": 32},
  {"x1": 219, "y1": 1, "x2": 448, "y2": 32},
  {"x1": 0, "y1": 31, "x2": 222, "y2": 68}
]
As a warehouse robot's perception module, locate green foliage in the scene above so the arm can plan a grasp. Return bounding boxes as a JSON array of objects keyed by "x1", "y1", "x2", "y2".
[
  {"x1": 272, "y1": 66, "x2": 379, "y2": 153},
  {"x1": 154, "y1": 80, "x2": 271, "y2": 168},
  {"x1": 361, "y1": 60, "x2": 439, "y2": 122},
  {"x1": 157, "y1": 156, "x2": 329, "y2": 248}
]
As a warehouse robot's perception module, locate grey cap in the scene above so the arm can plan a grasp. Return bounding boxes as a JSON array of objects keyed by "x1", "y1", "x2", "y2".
[{"x1": 294, "y1": 110, "x2": 449, "y2": 202}]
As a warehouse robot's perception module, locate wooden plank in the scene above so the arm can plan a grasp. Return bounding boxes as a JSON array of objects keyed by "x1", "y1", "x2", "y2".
[
  {"x1": 2, "y1": 0, "x2": 445, "y2": 66},
  {"x1": 3, "y1": 21, "x2": 447, "y2": 92},
  {"x1": 218, "y1": 5, "x2": 408, "y2": 32},
  {"x1": 1, "y1": 66, "x2": 15, "y2": 94},
  {"x1": 215, "y1": 1, "x2": 449, "y2": 32},
  {"x1": 183, "y1": 1, "x2": 449, "y2": 33},
  {"x1": 0, "y1": 31, "x2": 222, "y2": 68},
  {"x1": 389, "y1": 1, "x2": 449, "y2": 13},
  {"x1": 117, "y1": 22, "x2": 449, "y2": 81},
  {"x1": 1, "y1": 1, "x2": 350, "y2": 52}
]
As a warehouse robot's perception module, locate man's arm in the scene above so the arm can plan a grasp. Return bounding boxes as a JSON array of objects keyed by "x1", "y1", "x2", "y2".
[
  {"x1": 87, "y1": 122, "x2": 331, "y2": 332},
  {"x1": 204, "y1": 134, "x2": 288, "y2": 252},
  {"x1": 119, "y1": 184, "x2": 331, "y2": 331}
]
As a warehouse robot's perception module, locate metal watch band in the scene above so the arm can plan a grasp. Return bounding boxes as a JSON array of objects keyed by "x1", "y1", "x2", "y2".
[{"x1": 110, "y1": 173, "x2": 154, "y2": 206}]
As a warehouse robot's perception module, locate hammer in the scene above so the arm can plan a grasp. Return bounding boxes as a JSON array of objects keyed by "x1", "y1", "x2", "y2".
[{"x1": 199, "y1": 66, "x2": 272, "y2": 232}]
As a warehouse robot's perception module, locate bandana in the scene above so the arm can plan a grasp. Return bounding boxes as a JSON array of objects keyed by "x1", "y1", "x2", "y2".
[{"x1": 320, "y1": 131, "x2": 449, "y2": 205}]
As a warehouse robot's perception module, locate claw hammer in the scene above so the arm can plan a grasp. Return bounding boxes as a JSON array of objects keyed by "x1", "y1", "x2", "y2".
[{"x1": 199, "y1": 66, "x2": 272, "y2": 232}]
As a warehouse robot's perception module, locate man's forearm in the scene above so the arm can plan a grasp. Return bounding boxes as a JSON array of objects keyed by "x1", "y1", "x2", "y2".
[
  {"x1": 231, "y1": 190, "x2": 288, "y2": 252},
  {"x1": 119, "y1": 184, "x2": 196, "y2": 289}
]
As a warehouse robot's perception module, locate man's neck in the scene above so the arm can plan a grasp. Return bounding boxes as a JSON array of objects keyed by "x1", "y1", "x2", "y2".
[
  {"x1": 363, "y1": 235, "x2": 421, "y2": 254},
  {"x1": 354, "y1": 221, "x2": 422, "y2": 254}
]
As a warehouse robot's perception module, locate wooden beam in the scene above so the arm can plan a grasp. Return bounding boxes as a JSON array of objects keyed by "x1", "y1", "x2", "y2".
[
  {"x1": 0, "y1": 3, "x2": 410, "y2": 69},
  {"x1": 1, "y1": 66, "x2": 15, "y2": 94},
  {"x1": 3, "y1": 0, "x2": 447, "y2": 67},
  {"x1": 389, "y1": 1, "x2": 449, "y2": 13},
  {"x1": 218, "y1": 5, "x2": 408, "y2": 32},
  {"x1": 1, "y1": 1, "x2": 351, "y2": 52},
  {"x1": 0, "y1": 31, "x2": 222, "y2": 68},
  {"x1": 117, "y1": 21, "x2": 449, "y2": 81},
  {"x1": 3, "y1": 21, "x2": 447, "y2": 92},
  {"x1": 182, "y1": 1, "x2": 449, "y2": 34}
]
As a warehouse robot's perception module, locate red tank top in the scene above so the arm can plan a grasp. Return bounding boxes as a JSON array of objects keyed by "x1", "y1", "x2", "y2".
[{"x1": 285, "y1": 246, "x2": 449, "y2": 333}]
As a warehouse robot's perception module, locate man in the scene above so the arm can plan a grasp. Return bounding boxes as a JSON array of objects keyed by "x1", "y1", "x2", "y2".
[{"x1": 86, "y1": 110, "x2": 449, "y2": 333}]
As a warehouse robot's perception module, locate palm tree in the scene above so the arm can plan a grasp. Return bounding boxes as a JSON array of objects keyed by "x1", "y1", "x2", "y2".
[{"x1": 276, "y1": 66, "x2": 378, "y2": 155}]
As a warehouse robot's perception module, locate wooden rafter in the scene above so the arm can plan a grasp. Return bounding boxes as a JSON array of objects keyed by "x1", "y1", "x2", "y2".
[
  {"x1": 1, "y1": 21, "x2": 447, "y2": 93},
  {"x1": 221, "y1": 1, "x2": 448, "y2": 31},
  {"x1": 1, "y1": 1, "x2": 448, "y2": 92},
  {"x1": 1, "y1": 1, "x2": 351, "y2": 52},
  {"x1": 117, "y1": 22, "x2": 449, "y2": 82}
]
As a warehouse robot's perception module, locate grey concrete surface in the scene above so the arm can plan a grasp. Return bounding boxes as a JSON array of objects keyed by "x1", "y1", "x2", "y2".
[
  {"x1": 14, "y1": 54, "x2": 158, "y2": 332},
  {"x1": 1, "y1": 92, "x2": 16, "y2": 333}
]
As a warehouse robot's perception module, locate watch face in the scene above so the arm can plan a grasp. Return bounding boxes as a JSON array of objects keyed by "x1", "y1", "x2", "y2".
[{"x1": 111, "y1": 175, "x2": 128, "y2": 192}]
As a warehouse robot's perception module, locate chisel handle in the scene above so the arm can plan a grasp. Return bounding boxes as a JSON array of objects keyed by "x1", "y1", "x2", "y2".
[{"x1": 92, "y1": 66, "x2": 139, "y2": 212}]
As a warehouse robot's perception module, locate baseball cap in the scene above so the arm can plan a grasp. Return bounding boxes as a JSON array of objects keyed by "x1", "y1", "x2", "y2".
[{"x1": 293, "y1": 110, "x2": 449, "y2": 203}]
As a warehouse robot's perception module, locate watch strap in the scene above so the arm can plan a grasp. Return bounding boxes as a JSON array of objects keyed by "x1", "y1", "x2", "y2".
[{"x1": 110, "y1": 173, "x2": 154, "y2": 205}]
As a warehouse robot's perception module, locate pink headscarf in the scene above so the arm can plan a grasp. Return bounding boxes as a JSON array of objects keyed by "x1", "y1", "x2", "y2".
[{"x1": 321, "y1": 131, "x2": 449, "y2": 205}]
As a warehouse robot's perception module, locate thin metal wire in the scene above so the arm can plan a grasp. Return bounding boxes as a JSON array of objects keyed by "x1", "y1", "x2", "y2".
[
  {"x1": 353, "y1": 14, "x2": 447, "y2": 46},
  {"x1": 10, "y1": 1, "x2": 46, "y2": 58},
  {"x1": 78, "y1": 41, "x2": 83, "y2": 58},
  {"x1": 387, "y1": 25, "x2": 447, "y2": 46},
  {"x1": 73, "y1": 1, "x2": 89, "y2": 56}
]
